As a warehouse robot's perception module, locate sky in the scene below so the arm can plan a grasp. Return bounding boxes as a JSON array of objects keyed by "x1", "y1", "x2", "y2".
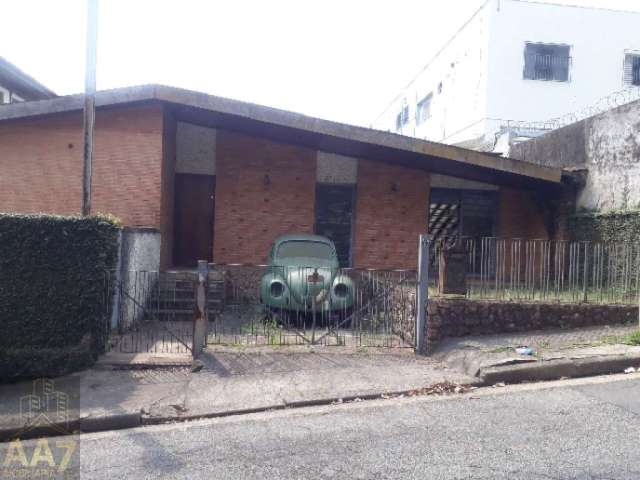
[{"x1": 2, "y1": 0, "x2": 640, "y2": 126}]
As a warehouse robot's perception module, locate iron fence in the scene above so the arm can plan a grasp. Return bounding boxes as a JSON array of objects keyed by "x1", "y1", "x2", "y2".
[
  {"x1": 103, "y1": 270, "x2": 196, "y2": 354},
  {"x1": 207, "y1": 264, "x2": 417, "y2": 347},
  {"x1": 433, "y1": 238, "x2": 640, "y2": 304}
]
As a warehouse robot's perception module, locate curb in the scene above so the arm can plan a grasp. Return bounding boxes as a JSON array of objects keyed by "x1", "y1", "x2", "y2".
[
  {"x1": 0, "y1": 383, "x2": 480, "y2": 441},
  {"x1": 142, "y1": 385, "x2": 483, "y2": 427},
  {"x1": 0, "y1": 413, "x2": 141, "y2": 442},
  {"x1": 479, "y1": 353, "x2": 640, "y2": 385}
]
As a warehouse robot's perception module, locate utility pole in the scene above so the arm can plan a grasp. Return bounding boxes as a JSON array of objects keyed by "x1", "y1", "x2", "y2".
[{"x1": 82, "y1": 0, "x2": 98, "y2": 216}]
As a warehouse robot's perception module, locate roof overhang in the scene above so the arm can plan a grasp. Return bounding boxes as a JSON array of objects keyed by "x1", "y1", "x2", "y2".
[{"x1": 0, "y1": 84, "x2": 562, "y2": 189}]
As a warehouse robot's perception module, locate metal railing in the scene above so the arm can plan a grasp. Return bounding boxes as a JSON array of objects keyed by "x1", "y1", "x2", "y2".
[
  {"x1": 433, "y1": 238, "x2": 640, "y2": 305},
  {"x1": 207, "y1": 264, "x2": 417, "y2": 347}
]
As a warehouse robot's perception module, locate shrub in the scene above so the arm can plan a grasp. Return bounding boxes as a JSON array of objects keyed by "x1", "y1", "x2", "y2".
[
  {"x1": 569, "y1": 210, "x2": 640, "y2": 243},
  {"x1": 0, "y1": 213, "x2": 121, "y2": 381}
]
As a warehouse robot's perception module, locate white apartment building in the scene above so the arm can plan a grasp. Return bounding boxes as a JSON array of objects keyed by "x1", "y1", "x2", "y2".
[
  {"x1": 0, "y1": 57, "x2": 55, "y2": 104},
  {"x1": 372, "y1": 0, "x2": 640, "y2": 153}
]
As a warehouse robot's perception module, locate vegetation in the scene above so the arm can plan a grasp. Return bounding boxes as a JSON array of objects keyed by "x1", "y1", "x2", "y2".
[
  {"x1": 570, "y1": 209, "x2": 640, "y2": 243},
  {"x1": 0, "y1": 213, "x2": 121, "y2": 381}
]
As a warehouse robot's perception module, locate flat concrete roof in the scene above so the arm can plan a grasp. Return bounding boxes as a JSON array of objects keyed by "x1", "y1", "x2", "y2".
[{"x1": 0, "y1": 84, "x2": 562, "y2": 188}]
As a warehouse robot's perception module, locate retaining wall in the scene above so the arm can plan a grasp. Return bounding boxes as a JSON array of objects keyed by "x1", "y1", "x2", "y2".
[{"x1": 426, "y1": 297, "x2": 638, "y2": 353}]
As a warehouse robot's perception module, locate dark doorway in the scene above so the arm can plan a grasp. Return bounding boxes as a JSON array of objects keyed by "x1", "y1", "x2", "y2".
[
  {"x1": 173, "y1": 173, "x2": 215, "y2": 267},
  {"x1": 315, "y1": 184, "x2": 355, "y2": 267},
  {"x1": 429, "y1": 188, "x2": 497, "y2": 242}
]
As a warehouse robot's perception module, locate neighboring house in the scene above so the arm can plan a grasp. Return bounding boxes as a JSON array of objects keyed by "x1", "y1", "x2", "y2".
[
  {"x1": 372, "y1": 0, "x2": 640, "y2": 153},
  {"x1": 0, "y1": 57, "x2": 56, "y2": 104},
  {"x1": 511, "y1": 98, "x2": 640, "y2": 212},
  {"x1": 0, "y1": 85, "x2": 564, "y2": 271}
]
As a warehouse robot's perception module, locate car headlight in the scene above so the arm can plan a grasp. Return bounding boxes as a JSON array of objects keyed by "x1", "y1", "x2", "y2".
[
  {"x1": 270, "y1": 281, "x2": 285, "y2": 298},
  {"x1": 333, "y1": 283, "x2": 348, "y2": 298}
]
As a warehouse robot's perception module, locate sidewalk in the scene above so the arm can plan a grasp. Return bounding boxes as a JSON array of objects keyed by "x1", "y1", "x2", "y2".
[
  {"x1": 0, "y1": 346, "x2": 475, "y2": 440},
  {"x1": 433, "y1": 323, "x2": 640, "y2": 384}
]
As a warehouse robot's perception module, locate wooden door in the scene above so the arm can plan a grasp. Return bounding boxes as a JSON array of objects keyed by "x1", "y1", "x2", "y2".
[{"x1": 173, "y1": 173, "x2": 215, "y2": 267}]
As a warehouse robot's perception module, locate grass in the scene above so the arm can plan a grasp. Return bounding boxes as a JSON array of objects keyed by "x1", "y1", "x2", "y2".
[
  {"x1": 459, "y1": 286, "x2": 639, "y2": 305},
  {"x1": 621, "y1": 330, "x2": 640, "y2": 346}
]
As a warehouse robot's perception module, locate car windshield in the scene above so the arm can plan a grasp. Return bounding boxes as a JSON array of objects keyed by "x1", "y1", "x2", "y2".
[{"x1": 277, "y1": 241, "x2": 333, "y2": 260}]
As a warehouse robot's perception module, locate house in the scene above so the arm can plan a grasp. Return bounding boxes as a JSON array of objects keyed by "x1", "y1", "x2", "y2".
[
  {"x1": 372, "y1": 0, "x2": 640, "y2": 152},
  {"x1": 0, "y1": 57, "x2": 56, "y2": 104},
  {"x1": 0, "y1": 84, "x2": 565, "y2": 270}
]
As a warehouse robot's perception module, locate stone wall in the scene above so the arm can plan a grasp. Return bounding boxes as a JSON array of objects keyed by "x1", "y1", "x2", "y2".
[{"x1": 426, "y1": 297, "x2": 638, "y2": 353}]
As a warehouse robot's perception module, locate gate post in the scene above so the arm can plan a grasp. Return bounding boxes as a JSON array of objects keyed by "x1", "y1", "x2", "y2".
[
  {"x1": 415, "y1": 234, "x2": 431, "y2": 355},
  {"x1": 192, "y1": 260, "x2": 209, "y2": 358}
]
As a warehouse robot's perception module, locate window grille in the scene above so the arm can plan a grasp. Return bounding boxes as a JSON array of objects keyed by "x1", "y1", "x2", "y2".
[
  {"x1": 624, "y1": 54, "x2": 640, "y2": 86},
  {"x1": 523, "y1": 43, "x2": 571, "y2": 82}
]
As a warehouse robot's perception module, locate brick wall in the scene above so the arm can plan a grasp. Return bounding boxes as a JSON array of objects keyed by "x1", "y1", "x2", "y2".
[
  {"x1": 353, "y1": 160, "x2": 430, "y2": 269},
  {"x1": 92, "y1": 104, "x2": 165, "y2": 227},
  {"x1": 213, "y1": 130, "x2": 316, "y2": 264},
  {"x1": 0, "y1": 113, "x2": 82, "y2": 216},
  {"x1": 0, "y1": 103, "x2": 165, "y2": 230},
  {"x1": 497, "y1": 187, "x2": 549, "y2": 239}
]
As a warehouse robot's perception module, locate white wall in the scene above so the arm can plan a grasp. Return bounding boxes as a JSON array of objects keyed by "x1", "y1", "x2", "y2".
[
  {"x1": 487, "y1": 0, "x2": 640, "y2": 125},
  {"x1": 372, "y1": 0, "x2": 492, "y2": 144},
  {"x1": 374, "y1": 0, "x2": 640, "y2": 149}
]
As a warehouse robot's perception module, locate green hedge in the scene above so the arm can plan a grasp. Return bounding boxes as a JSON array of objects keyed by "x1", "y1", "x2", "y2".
[
  {"x1": 0, "y1": 213, "x2": 121, "y2": 381},
  {"x1": 569, "y1": 210, "x2": 640, "y2": 243}
]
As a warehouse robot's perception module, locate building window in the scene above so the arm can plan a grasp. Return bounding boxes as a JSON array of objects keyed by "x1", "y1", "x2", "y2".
[
  {"x1": 624, "y1": 54, "x2": 640, "y2": 86},
  {"x1": 429, "y1": 188, "x2": 497, "y2": 242},
  {"x1": 416, "y1": 94, "x2": 432, "y2": 125},
  {"x1": 395, "y1": 102, "x2": 409, "y2": 131},
  {"x1": 0, "y1": 91, "x2": 4, "y2": 104},
  {"x1": 315, "y1": 183, "x2": 355, "y2": 267},
  {"x1": 429, "y1": 188, "x2": 498, "y2": 275},
  {"x1": 523, "y1": 43, "x2": 570, "y2": 82}
]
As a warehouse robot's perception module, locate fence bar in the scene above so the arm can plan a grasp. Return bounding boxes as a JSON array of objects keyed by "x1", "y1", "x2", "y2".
[
  {"x1": 426, "y1": 237, "x2": 640, "y2": 305},
  {"x1": 415, "y1": 234, "x2": 430, "y2": 355}
]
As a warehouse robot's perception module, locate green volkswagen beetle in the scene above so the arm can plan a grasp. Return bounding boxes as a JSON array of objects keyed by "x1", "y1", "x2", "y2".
[{"x1": 260, "y1": 234, "x2": 354, "y2": 319}]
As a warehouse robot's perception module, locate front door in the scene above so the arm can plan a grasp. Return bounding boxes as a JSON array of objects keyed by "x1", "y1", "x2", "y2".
[{"x1": 173, "y1": 173, "x2": 215, "y2": 267}]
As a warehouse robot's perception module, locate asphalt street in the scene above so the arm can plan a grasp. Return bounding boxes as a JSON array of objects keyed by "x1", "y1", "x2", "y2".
[{"x1": 5, "y1": 374, "x2": 640, "y2": 479}]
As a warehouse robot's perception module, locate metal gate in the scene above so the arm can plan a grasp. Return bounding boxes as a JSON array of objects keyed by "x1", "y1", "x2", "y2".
[
  {"x1": 103, "y1": 270, "x2": 221, "y2": 354},
  {"x1": 103, "y1": 246, "x2": 429, "y2": 353},
  {"x1": 206, "y1": 264, "x2": 418, "y2": 348}
]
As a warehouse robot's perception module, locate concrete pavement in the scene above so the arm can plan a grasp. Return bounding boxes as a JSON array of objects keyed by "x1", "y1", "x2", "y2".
[
  {"x1": 435, "y1": 324, "x2": 640, "y2": 383},
  {"x1": 5, "y1": 373, "x2": 640, "y2": 479},
  {"x1": 0, "y1": 345, "x2": 475, "y2": 440}
]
